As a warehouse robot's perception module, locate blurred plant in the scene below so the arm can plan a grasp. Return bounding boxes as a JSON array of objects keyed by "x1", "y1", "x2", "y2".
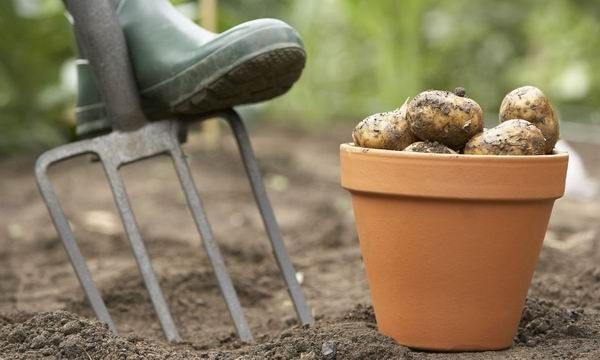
[
  {"x1": 267, "y1": 0, "x2": 600, "y2": 126},
  {"x1": 0, "y1": 0, "x2": 73, "y2": 154}
]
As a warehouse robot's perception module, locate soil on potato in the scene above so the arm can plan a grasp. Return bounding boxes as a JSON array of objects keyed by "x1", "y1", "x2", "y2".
[{"x1": 1, "y1": 125, "x2": 599, "y2": 359}]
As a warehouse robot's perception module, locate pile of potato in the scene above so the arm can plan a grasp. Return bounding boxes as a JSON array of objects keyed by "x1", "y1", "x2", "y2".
[{"x1": 352, "y1": 86, "x2": 559, "y2": 155}]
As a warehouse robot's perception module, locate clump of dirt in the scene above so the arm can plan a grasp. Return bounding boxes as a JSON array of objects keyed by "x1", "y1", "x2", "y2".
[
  {"x1": 1, "y1": 129, "x2": 600, "y2": 359},
  {"x1": 229, "y1": 305, "x2": 407, "y2": 360},
  {"x1": 516, "y1": 298, "x2": 593, "y2": 347},
  {"x1": 0, "y1": 311, "x2": 203, "y2": 360},
  {"x1": 232, "y1": 323, "x2": 407, "y2": 359}
]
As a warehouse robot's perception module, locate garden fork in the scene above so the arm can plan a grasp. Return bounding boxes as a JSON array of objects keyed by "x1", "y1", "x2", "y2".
[{"x1": 35, "y1": 0, "x2": 312, "y2": 343}]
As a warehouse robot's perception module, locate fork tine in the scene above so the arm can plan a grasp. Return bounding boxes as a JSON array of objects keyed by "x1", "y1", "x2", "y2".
[
  {"x1": 223, "y1": 110, "x2": 314, "y2": 326},
  {"x1": 101, "y1": 157, "x2": 181, "y2": 343},
  {"x1": 35, "y1": 148, "x2": 117, "y2": 334},
  {"x1": 169, "y1": 143, "x2": 253, "y2": 342}
]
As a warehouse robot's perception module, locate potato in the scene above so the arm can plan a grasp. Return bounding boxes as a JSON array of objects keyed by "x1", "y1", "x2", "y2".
[
  {"x1": 403, "y1": 141, "x2": 457, "y2": 154},
  {"x1": 499, "y1": 86, "x2": 559, "y2": 154},
  {"x1": 407, "y1": 89, "x2": 484, "y2": 150},
  {"x1": 352, "y1": 100, "x2": 416, "y2": 150},
  {"x1": 464, "y1": 119, "x2": 545, "y2": 155}
]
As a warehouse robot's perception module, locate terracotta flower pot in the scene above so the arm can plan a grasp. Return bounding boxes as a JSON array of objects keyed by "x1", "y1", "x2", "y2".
[{"x1": 340, "y1": 143, "x2": 568, "y2": 351}]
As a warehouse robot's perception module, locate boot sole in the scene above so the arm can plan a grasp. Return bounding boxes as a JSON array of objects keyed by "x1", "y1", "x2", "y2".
[
  {"x1": 172, "y1": 46, "x2": 305, "y2": 114},
  {"x1": 75, "y1": 47, "x2": 304, "y2": 137}
]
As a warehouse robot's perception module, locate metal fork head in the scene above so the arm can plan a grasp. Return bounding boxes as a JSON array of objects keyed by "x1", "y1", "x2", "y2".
[
  {"x1": 37, "y1": 120, "x2": 179, "y2": 171},
  {"x1": 35, "y1": 119, "x2": 251, "y2": 342},
  {"x1": 36, "y1": 111, "x2": 314, "y2": 343}
]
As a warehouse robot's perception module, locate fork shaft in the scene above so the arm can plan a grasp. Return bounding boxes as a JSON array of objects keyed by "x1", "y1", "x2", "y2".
[
  {"x1": 64, "y1": 0, "x2": 146, "y2": 131},
  {"x1": 224, "y1": 110, "x2": 314, "y2": 325},
  {"x1": 170, "y1": 145, "x2": 253, "y2": 342},
  {"x1": 102, "y1": 161, "x2": 181, "y2": 342}
]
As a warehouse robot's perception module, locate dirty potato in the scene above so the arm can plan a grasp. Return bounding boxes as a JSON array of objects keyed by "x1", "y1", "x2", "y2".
[
  {"x1": 352, "y1": 101, "x2": 416, "y2": 150},
  {"x1": 464, "y1": 119, "x2": 545, "y2": 155},
  {"x1": 407, "y1": 89, "x2": 484, "y2": 150},
  {"x1": 499, "y1": 86, "x2": 559, "y2": 154},
  {"x1": 403, "y1": 141, "x2": 457, "y2": 154}
]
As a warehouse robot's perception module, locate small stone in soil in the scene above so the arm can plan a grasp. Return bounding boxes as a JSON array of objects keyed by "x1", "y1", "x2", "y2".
[
  {"x1": 322, "y1": 341, "x2": 336, "y2": 359},
  {"x1": 567, "y1": 308, "x2": 583, "y2": 321}
]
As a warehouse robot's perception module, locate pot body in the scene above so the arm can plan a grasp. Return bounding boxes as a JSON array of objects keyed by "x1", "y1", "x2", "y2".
[{"x1": 340, "y1": 144, "x2": 568, "y2": 351}]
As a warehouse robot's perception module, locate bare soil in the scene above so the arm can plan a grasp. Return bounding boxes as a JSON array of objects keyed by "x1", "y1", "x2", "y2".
[{"x1": 1, "y1": 124, "x2": 599, "y2": 359}]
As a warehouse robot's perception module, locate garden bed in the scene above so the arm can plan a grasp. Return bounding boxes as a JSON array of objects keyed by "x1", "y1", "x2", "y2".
[{"x1": 1, "y1": 126, "x2": 599, "y2": 359}]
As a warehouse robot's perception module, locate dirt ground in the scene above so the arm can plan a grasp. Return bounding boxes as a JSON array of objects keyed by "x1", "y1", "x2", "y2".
[{"x1": 1, "y1": 123, "x2": 599, "y2": 359}]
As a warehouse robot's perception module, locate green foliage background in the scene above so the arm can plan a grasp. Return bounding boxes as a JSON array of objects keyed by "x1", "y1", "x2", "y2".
[{"x1": 1, "y1": 0, "x2": 599, "y2": 154}]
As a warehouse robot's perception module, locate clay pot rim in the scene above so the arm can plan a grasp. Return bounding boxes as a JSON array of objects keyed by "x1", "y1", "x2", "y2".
[
  {"x1": 340, "y1": 143, "x2": 568, "y2": 200},
  {"x1": 341, "y1": 143, "x2": 568, "y2": 163}
]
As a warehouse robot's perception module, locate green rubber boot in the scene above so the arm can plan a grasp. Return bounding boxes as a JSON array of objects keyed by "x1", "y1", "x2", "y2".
[{"x1": 74, "y1": 0, "x2": 306, "y2": 137}]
